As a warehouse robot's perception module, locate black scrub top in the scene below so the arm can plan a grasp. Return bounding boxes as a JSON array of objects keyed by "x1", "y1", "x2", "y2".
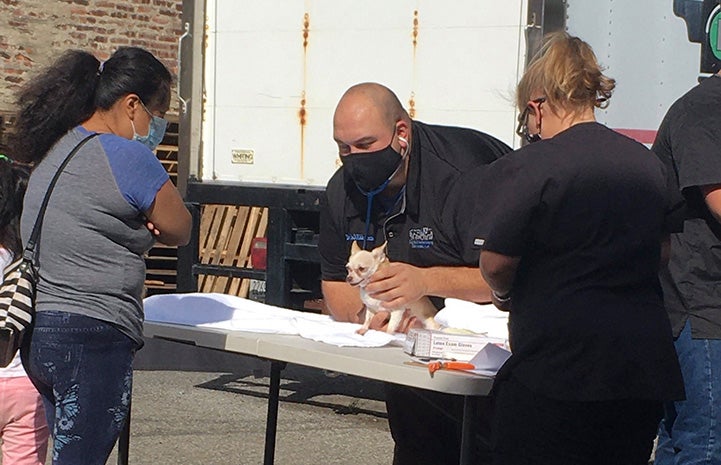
[
  {"x1": 478, "y1": 122, "x2": 684, "y2": 402},
  {"x1": 319, "y1": 120, "x2": 511, "y2": 309}
]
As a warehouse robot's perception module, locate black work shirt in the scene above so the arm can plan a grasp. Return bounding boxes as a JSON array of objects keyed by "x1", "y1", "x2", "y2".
[
  {"x1": 653, "y1": 74, "x2": 721, "y2": 339},
  {"x1": 479, "y1": 122, "x2": 684, "y2": 402},
  {"x1": 319, "y1": 120, "x2": 511, "y2": 307}
]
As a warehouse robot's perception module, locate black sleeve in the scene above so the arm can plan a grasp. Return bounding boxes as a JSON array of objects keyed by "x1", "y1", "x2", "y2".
[
  {"x1": 652, "y1": 108, "x2": 708, "y2": 233},
  {"x1": 464, "y1": 129, "x2": 513, "y2": 165},
  {"x1": 442, "y1": 163, "x2": 502, "y2": 265},
  {"x1": 480, "y1": 152, "x2": 543, "y2": 257},
  {"x1": 318, "y1": 189, "x2": 350, "y2": 282},
  {"x1": 672, "y1": 113, "x2": 721, "y2": 191}
]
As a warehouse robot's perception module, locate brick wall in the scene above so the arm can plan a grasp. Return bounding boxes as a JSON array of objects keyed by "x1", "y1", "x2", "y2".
[{"x1": 0, "y1": 0, "x2": 183, "y2": 113}]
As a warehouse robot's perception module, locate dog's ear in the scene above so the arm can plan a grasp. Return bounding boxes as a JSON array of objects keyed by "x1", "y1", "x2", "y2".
[
  {"x1": 371, "y1": 241, "x2": 387, "y2": 260},
  {"x1": 351, "y1": 241, "x2": 361, "y2": 255}
]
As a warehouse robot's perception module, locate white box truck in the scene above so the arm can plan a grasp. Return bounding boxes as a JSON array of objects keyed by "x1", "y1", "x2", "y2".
[{"x1": 175, "y1": 0, "x2": 721, "y2": 306}]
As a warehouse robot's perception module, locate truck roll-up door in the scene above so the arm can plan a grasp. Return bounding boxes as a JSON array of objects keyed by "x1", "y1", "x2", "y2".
[{"x1": 199, "y1": 1, "x2": 527, "y2": 186}]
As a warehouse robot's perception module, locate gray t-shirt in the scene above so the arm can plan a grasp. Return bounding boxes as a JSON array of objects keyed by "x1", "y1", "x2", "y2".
[
  {"x1": 21, "y1": 127, "x2": 169, "y2": 346},
  {"x1": 652, "y1": 75, "x2": 721, "y2": 339}
]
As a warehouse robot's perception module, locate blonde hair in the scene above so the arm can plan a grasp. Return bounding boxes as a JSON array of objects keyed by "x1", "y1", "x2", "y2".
[{"x1": 517, "y1": 32, "x2": 615, "y2": 116}]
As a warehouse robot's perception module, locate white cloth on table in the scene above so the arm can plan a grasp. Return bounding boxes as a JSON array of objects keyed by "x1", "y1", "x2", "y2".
[
  {"x1": 434, "y1": 298, "x2": 509, "y2": 341},
  {"x1": 143, "y1": 293, "x2": 396, "y2": 347},
  {"x1": 143, "y1": 293, "x2": 508, "y2": 350}
]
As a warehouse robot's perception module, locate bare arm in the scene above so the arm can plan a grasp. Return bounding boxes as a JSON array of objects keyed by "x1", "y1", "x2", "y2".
[
  {"x1": 144, "y1": 179, "x2": 192, "y2": 246},
  {"x1": 479, "y1": 250, "x2": 520, "y2": 311},
  {"x1": 423, "y1": 266, "x2": 492, "y2": 303},
  {"x1": 322, "y1": 280, "x2": 365, "y2": 323},
  {"x1": 364, "y1": 263, "x2": 491, "y2": 310},
  {"x1": 701, "y1": 184, "x2": 721, "y2": 224}
]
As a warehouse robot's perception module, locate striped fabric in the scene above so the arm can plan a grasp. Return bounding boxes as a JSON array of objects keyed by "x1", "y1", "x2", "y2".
[{"x1": 0, "y1": 256, "x2": 37, "y2": 367}]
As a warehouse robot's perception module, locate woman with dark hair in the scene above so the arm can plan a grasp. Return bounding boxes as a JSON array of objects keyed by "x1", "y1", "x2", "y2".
[
  {"x1": 9, "y1": 46, "x2": 191, "y2": 465},
  {"x1": 477, "y1": 32, "x2": 685, "y2": 464}
]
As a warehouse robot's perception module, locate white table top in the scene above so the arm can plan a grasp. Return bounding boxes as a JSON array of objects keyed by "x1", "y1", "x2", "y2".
[{"x1": 143, "y1": 321, "x2": 494, "y2": 396}]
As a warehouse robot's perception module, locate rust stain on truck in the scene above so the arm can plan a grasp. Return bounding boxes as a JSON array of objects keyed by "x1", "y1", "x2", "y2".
[
  {"x1": 409, "y1": 10, "x2": 419, "y2": 118},
  {"x1": 299, "y1": 12, "x2": 310, "y2": 179},
  {"x1": 412, "y1": 10, "x2": 419, "y2": 47}
]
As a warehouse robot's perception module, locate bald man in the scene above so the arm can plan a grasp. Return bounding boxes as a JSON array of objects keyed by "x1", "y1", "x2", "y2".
[{"x1": 318, "y1": 82, "x2": 511, "y2": 465}]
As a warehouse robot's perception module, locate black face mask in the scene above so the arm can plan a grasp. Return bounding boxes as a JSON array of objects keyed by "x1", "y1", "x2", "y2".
[{"x1": 341, "y1": 143, "x2": 403, "y2": 194}]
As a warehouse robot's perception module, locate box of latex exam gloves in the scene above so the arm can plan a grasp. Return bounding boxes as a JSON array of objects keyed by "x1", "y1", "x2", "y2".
[{"x1": 403, "y1": 329, "x2": 506, "y2": 361}]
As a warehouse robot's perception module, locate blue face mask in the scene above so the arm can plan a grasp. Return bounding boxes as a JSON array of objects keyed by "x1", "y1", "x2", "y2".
[{"x1": 131, "y1": 101, "x2": 168, "y2": 151}]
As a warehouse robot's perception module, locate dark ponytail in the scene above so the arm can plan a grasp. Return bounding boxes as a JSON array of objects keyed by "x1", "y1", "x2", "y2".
[
  {"x1": 9, "y1": 50, "x2": 100, "y2": 164},
  {"x1": 0, "y1": 158, "x2": 30, "y2": 255},
  {"x1": 9, "y1": 46, "x2": 172, "y2": 164}
]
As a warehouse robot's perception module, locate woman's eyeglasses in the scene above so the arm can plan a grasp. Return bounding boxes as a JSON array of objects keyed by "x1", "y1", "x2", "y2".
[{"x1": 516, "y1": 97, "x2": 546, "y2": 142}]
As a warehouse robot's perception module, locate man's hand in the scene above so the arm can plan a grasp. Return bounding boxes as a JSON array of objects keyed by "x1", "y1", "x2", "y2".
[
  {"x1": 368, "y1": 309, "x2": 423, "y2": 333},
  {"x1": 364, "y1": 262, "x2": 428, "y2": 310}
]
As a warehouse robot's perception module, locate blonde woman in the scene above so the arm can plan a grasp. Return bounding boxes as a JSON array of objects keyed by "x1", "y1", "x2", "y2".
[{"x1": 477, "y1": 32, "x2": 684, "y2": 464}]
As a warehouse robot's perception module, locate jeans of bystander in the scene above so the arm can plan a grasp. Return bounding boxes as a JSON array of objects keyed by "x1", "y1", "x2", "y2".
[
  {"x1": 21, "y1": 311, "x2": 136, "y2": 465},
  {"x1": 656, "y1": 319, "x2": 721, "y2": 465}
]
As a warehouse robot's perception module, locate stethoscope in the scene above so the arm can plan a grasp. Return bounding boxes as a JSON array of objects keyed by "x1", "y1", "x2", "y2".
[{"x1": 355, "y1": 155, "x2": 407, "y2": 250}]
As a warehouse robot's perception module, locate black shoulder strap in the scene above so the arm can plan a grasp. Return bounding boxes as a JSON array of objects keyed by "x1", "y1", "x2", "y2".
[{"x1": 23, "y1": 133, "x2": 99, "y2": 264}]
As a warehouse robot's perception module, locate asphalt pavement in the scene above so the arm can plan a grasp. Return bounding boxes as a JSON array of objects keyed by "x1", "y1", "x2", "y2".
[
  {"x1": 110, "y1": 338, "x2": 395, "y2": 465},
  {"x1": 0, "y1": 337, "x2": 393, "y2": 465}
]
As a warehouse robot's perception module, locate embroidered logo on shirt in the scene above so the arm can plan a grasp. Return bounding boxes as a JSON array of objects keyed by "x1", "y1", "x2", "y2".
[
  {"x1": 409, "y1": 227, "x2": 434, "y2": 249},
  {"x1": 346, "y1": 233, "x2": 374, "y2": 242},
  {"x1": 473, "y1": 238, "x2": 485, "y2": 247}
]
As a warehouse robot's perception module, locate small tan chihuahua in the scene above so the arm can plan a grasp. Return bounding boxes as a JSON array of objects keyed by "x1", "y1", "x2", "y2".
[{"x1": 346, "y1": 241, "x2": 441, "y2": 335}]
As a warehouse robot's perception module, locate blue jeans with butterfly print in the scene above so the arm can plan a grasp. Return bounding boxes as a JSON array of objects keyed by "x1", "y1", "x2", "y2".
[{"x1": 21, "y1": 311, "x2": 135, "y2": 465}]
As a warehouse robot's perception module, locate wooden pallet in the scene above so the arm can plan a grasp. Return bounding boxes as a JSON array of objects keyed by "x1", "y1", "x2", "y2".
[
  {"x1": 197, "y1": 205, "x2": 268, "y2": 297},
  {"x1": 154, "y1": 144, "x2": 178, "y2": 185}
]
